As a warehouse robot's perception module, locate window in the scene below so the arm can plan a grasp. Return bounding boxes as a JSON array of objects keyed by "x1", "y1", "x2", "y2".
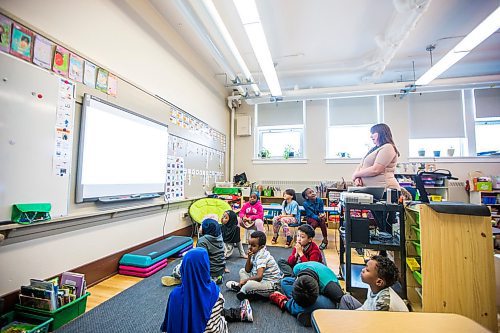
[
  {"x1": 259, "y1": 127, "x2": 303, "y2": 158},
  {"x1": 408, "y1": 91, "x2": 467, "y2": 157},
  {"x1": 474, "y1": 88, "x2": 500, "y2": 155},
  {"x1": 255, "y1": 101, "x2": 305, "y2": 159},
  {"x1": 327, "y1": 96, "x2": 378, "y2": 158}
]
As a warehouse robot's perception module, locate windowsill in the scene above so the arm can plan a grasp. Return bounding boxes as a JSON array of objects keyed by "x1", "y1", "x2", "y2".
[
  {"x1": 408, "y1": 156, "x2": 500, "y2": 163},
  {"x1": 252, "y1": 158, "x2": 308, "y2": 164},
  {"x1": 325, "y1": 158, "x2": 362, "y2": 164}
]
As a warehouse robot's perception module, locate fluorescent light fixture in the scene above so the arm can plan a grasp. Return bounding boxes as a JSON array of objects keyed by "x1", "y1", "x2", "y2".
[
  {"x1": 201, "y1": 0, "x2": 260, "y2": 95},
  {"x1": 233, "y1": 0, "x2": 282, "y2": 96},
  {"x1": 416, "y1": 6, "x2": 500, "y2": 85}
]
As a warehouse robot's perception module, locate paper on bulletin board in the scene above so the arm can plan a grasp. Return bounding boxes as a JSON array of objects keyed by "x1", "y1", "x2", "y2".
[
  {"x1": 165, "y1": 155, "x2": 185, "y2": 201},
  {"x1": 68, "y1": 53, "x2": 84, "y2": 82},
  {"x1": 0, "y1": 14, "x2": 12, "y2": 53},
  {"x1": 52, "y1": 45, "x2": 70, "y2": 77},
  {"x1": 83, "y1": 60, "x2": 97, "y2": 87},
  {"x1": 32, "y1": 34, "x2": 53, "y2": 70},
  {"x1": 53, "y1": 78, "x2": 75, "y2": 177}
]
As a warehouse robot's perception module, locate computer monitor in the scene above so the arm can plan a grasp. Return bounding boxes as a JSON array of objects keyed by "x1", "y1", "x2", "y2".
[{"x1": 347, "y1": 186, "x2": 385, "y2": 201}]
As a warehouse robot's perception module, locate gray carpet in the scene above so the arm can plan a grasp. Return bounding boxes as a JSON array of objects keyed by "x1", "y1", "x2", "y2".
[{"x1": 56, "y1": 246, "x2": 313, "y2": 333}]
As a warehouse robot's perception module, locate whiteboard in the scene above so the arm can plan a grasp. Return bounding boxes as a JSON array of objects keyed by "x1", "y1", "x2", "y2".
[{"x1": 0, "y1": 52, "x2": 71, "y2": 221}]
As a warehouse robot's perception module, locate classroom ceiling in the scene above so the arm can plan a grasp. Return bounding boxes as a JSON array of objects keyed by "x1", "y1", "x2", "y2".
[{"x1": 149, "y1": 0, "x2": 500, "y2": 102}]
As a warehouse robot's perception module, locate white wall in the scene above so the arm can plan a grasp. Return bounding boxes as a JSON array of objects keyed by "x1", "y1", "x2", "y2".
[
  {"x1": 234, "y1": 95, "x2": 500, "y2": 186},
  {"x1": 0, "y1": 0, "x2": 228, "y2": 294}
]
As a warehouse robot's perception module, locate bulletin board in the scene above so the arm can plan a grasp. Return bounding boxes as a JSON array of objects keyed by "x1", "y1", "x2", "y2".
[
  {"x1": 0, "y1": 52, "x2": 74, "y2": 221},
  {"x1": 0, "y1": 12, "x2": 227, "y2": 222}
]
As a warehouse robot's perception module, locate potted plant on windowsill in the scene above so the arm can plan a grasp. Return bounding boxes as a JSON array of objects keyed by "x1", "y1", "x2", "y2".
[
  {"x1": 283, "y1": 145, "x2": 295, "y2": 159},
  {"x1": 259, "y1": 148, "x2": 270, "y2": 159},
  {"x1": 447, "y1": 146, "x2": 455, "y2": 157}
]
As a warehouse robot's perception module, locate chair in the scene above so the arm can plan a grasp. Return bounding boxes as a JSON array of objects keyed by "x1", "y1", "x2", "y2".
[
  {"x1": 263, "y1": 203, "x2": 281, "y2": 234},
  {"x1": 188, "y1": 198, "x2": 231, "y2": 238}
]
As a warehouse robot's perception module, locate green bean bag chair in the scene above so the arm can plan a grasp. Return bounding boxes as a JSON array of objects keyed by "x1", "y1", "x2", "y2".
[{"x1": 189, "y1": 198, "x2": 231, "y2": 224}]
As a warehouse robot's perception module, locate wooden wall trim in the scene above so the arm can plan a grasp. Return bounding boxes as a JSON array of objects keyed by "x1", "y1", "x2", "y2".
[{"x1": 0, "y1": 225, "x2": 192, "y2": 314}]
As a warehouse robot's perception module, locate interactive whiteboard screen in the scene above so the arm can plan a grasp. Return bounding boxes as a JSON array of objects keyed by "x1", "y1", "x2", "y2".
[{"x1": 76, "y1": 94, "x2": 168, "y2": 202}]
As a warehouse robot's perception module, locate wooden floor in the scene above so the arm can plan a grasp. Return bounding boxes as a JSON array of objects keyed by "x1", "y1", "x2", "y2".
[{"x1": 85, "y1": 225, "x2": 366, "y2": 311}]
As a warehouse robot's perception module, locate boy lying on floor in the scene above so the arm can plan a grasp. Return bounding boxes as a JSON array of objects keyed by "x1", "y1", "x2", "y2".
[{"x1": 269, "y1": 261, "x2": 344, "y2": 326}]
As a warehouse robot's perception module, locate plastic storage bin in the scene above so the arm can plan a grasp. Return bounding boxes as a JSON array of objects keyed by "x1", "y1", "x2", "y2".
[
  {"x1": 15, "y1": 292, "x2": 90, "y2": 330},
  {"x1": 0, "y1": 311, "x2": 53, "y2": 333},
  {"x1": 413, "y1": 271, "x2": 422, "y2": 285},
  {"x1": 411, "y1": 225, "x2": 420, "y2": 239},
  {"x1": 482, "y1": 196, "x2": 497, "y2": 204},
  {"x1": 406, "y1": 257, "x2": 421, "y2": 272},
  {"x1": 412, "y1": 241, "x2": 421, "y2": 256}
]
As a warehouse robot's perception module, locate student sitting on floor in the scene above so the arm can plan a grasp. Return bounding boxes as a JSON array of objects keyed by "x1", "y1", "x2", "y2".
[
  {"x1": 271, "y1": 188, "x2": 300, "y2": 247},
  {"x1": 238, "y1": 192, "x2": 265, "y2": 233},
  {"x1": 221, "y1": 210, "x2": 247, "y2": 259},
  {"x1": 269, "y1": 262, "x2": 344, "y2": 326},
  {"x1": 277, "y1": 224, "x2": 322, "y2": 277},
  {"x1": 160, "y1": 248, "x2": 253, "y2": 333},
  {"x1": 162, "y1": 218, "x2": 226, "y2": 286},
  {"x1": 226, "y1": 231, "x2": 283, "y2": 300},
  {"x1": 302, "y1": 188, "x2": 329, "y2": 249},
  {"x1": 339, "y1": 255, "x2": 408, "y2": 311}
]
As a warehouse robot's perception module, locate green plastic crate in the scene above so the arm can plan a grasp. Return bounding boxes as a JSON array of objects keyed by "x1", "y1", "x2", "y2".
[
  {"x1": 0, "y1": 311, "x2": 53, "y2": 333},
  {"x1": 413, "y1": 271, "x2": 422, "y2": 285},
  {"x1": 15, "y1": 292, "x2": 90, "y2": 330},
  {"x1": 412, "y1": 241, "x2": 421, "y2": 256},
  {"x1": 411, "y1": 225, "x2": 420, "y2": 239},
  {"x1": 213, "y1": 187, "x2": 240, "y2": 195}
]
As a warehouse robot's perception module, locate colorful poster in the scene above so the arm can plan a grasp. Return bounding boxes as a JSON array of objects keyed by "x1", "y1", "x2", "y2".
[
  {"x1": 96, "y1": 68, "x2": 108, "y2": 93},
  {"x1": 52, "y1": 45, "x2": 70, "y2": 77},
  {"x1": 68, "y1": 53, "x2": 84, "y2": 82},
  {"x1": 0, "y1": 14, "x2": 12, "y2": 53},
  {"x1": 32, "y1": 35, "x2": 53, "y2": 69},
  {"x1": 83, "y1": 60, "x2": 97, "y2": 87},
  {"x1": 10, "y1": 23, "x2": 34, "y2": 61},
  {"x1": 107, "y1": 73, "x2": 117, "y2": 96},
  {"x1": 165, "y1": 156, "x2": 185, "y2": 201}
]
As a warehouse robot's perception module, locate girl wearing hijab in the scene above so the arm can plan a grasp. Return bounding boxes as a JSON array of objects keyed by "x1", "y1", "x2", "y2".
[
  {"x1": 162, "y1": 218, "x2": 226, "y2": 286},
  {"x1": 221, "y1": 210, "x2": 247, "y2": 259},
  {"x1": 238, "y1": 192, "x2": 264, "y2": 232},
  {"x1": 161, "y1": 248, "x2": 253, "y2": 333}
]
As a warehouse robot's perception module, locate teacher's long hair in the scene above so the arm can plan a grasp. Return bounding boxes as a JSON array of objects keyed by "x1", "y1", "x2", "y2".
[{"x1": 369, "y1": 123, "x2": 400, "y2": 157}]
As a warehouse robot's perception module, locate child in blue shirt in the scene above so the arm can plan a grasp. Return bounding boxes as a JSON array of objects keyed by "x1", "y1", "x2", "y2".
[
  {"x1": 302, "y1": 188, "x2": 328, "y2": 249},
  {"x1": 272, "y1": 189, "x2": 300, "y2": 247}
]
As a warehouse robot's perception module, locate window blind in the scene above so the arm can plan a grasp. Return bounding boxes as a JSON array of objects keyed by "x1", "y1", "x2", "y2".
[
  {"x1": 328, "y1": 96, "x2": 377, "y2": 126},
  {"x1": 474, "y1": 87, "x2": 500, "y2": 119},
  {"x1": 409, "y1": 91, "x2": 465, "y2": 139},
  {"x1": 257, "y1": 101, "x2": 304, "y2": 126}
]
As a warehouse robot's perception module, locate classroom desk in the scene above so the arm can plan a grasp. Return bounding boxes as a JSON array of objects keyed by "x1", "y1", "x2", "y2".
[
  {"x1": 262, "y1": 204, "x2": 338, "y2": 213},
  {"x1": 311, "y1": 310, "x2": 490, "y2": 333}
]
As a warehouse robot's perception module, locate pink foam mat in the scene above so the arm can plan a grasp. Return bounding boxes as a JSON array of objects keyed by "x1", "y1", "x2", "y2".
[
  {"x1": 119, "y1": 260, "x2": 168, "y2": 277},
  {"x1": 119, "y1": 258, "x2": 168, "y2": 273}
]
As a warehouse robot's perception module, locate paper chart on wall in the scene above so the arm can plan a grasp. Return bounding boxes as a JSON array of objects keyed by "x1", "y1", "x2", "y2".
[
  {"x1": 165, "y1": 156, "x2": 185, "y2": 201},
  {"x1": 53, "y1": 78, "x2": 75, "y2": 176}
]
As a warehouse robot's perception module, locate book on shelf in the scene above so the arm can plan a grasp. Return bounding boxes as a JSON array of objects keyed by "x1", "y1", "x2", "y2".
[
  {"x1": 60, "y1": 271, "x2": 86, "y2": 298},
  {"x1": 19, "y1": 294, "x2": 53, "y2": 311}
]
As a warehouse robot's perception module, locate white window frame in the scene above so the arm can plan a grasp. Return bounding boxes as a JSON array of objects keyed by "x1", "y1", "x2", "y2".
[
  {"x1": 253, "y1": 102, "x2": 307, "y2": 163},
  {"x1": 325, "y1": 96, "x2": 381, "y2": 162}
]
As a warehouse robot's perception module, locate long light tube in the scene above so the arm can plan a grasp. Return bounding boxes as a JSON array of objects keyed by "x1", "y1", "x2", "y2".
[
  {"x1": 416, "y1": 6, "x2": 500, "y2": 85},
  {"x1": 233, "y1": 0, "x2": 282, "y2": 96},
  {"x1": 201, "y1": 0, "x2": 260, "y2": 95}
]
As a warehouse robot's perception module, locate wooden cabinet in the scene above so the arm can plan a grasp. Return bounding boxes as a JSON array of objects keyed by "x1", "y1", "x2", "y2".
[{"x1": 405, "y1": 204, "x2": 496, "y2": 332}]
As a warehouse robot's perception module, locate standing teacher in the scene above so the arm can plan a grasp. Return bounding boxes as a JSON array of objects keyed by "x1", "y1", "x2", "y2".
[{"x1": 352, "y1": 123, "x2": 400, "y2": 191}]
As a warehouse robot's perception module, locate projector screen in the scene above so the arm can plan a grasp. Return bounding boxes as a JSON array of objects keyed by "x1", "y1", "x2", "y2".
[{"x1": 76, "y1": 94, "x2": 168, "y2": 203}]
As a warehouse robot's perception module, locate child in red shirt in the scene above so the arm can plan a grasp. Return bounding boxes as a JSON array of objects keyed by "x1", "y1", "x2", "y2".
[{"x1": 278, "y1": 224, "x2": 323, "y2": 277}]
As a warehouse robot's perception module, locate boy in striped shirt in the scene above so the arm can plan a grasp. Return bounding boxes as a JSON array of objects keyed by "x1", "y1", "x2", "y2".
[{"x1": 226, "y1": 231, "x2": 283, "y2": 300}]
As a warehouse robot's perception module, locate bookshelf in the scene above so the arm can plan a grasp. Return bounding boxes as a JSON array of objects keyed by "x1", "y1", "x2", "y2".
[{"x1": 404, "y1": 204, "x2": 496, "y2": 332}]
